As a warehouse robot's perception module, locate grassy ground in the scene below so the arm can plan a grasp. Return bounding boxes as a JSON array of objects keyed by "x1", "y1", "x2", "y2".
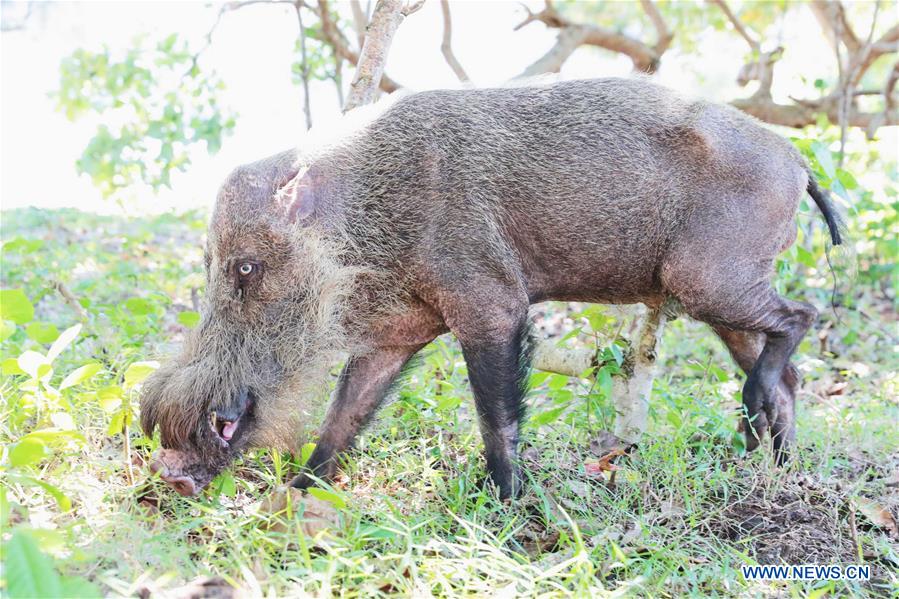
[{"x1": 1, "y1": 207, "x2": 897, "y2": 598}]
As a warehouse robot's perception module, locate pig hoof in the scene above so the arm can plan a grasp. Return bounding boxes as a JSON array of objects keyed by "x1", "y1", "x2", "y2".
[
  {"x1": 289, "y1": 473, "x2": 316, "y2": 490},
  {"x1": 478, "y1": 474, "x2": 523, "y2": 501}
]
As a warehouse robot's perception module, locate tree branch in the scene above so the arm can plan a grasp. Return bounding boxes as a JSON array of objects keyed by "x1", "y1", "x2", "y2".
[
  {"x1": 440, "y1": 0, "x2": 470, "y2": 82},
  {"x1": 515, "y1": 0, "x2": 669, "y2": 76},
  {"x1": 349, "y1": 0, "x2": 368, "y2": 50},
  {"x1": 708, "y1": 0, "x2": 759, "y2": 52},
  {"x1": 847, "y1": 23, "x2": 899, "y2": 87},
  {"x1": 1, "y1": 1, "x2": 34, "y2": 32},
  {"x1": 344, "y1": 0, "x2": 406, "y2": 111},
  {"x1": 316, "y1": 0, "x2": 402, "y2": 94},
  {"x1": 402, "y1": 0, "x2": 425, "y2": 17},
  {"x1": 731, "y1": 94, "x2": 899, "y2": 130},
  {"x1": 885, "y1": 60, "x2": 899, "y2": 113},
  {"x1": 709, "y1": 0, "x2": 786, "y2": 99},
  {"x1": 294, "y1": 1, "x2": 313, "y2": 129},
  {"x1": 188, "y1": 0, "x2": 300, "y2": 76},
  {"x1": 810, "y1": 0, "x2": 861, "y2": 54},
  {"x1": 640, "y1": 0, "x2": 673, "y2": 55}
]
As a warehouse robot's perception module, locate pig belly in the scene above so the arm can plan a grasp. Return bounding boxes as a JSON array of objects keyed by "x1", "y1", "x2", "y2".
[{"x1": 506, "y1": 209, "x2": 666, "y2": 306}]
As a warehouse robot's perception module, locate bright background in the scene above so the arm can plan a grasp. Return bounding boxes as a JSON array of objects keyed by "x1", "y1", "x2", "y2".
[{"x1": 3, "y1": 0, "x2": 893, "y2": 214}]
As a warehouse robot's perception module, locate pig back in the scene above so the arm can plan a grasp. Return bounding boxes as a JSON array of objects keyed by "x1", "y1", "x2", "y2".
[{"x1": 339, "y1": 79, "x2": 732, "y2": 303}]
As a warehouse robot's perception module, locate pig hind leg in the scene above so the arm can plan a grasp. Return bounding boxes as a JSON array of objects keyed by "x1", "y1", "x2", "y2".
[
  {"x1": 713, "y1": 327, "x2": 801, "y2": 462},
  {"x1": 663, "y1": 258, "x2": 816, "y2": 459}
]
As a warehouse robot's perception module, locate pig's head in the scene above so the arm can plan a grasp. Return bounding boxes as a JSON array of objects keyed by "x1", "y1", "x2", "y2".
[{"x1": 141, "y1": 149, "x2": 360, "y2": 496}]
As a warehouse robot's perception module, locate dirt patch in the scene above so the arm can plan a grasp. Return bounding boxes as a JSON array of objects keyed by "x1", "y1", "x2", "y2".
[
  {"x1": 710, "y1": 477, "x2": 855, "y2": 565},
  {"x1": 706, "y1": 455, "x2": 899, "y2": 586}
]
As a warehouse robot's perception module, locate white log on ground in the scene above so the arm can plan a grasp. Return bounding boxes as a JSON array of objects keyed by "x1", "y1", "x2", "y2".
[
  {"x1": 532, "y1": 339, "x2": 595, "y2": 377},
  {"x1": 612, "y1": 303, "x2": 670, "y2": 444}
]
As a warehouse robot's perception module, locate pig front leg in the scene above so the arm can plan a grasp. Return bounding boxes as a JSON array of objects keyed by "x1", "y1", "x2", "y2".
[
  {"x1": 447, "y1": 294, "x2": 532, "y2": 500},
  {"x1": 290, "y1": 344, "x2": 427, "y2": 489}
]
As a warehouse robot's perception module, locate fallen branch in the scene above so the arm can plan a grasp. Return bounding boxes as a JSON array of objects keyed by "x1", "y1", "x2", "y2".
[{"x1": 532, "y1": 299, "x2": 681, "y2": 445}]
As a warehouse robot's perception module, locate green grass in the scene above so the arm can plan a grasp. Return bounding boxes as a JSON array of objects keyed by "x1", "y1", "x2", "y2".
[{"x1": 1, "y1": 207, "x2": 897, "y2": 597}]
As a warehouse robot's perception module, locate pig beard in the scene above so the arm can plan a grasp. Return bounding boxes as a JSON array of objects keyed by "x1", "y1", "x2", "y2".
[
  {"x1": 250, "y1": 225, "x2": 381, "y2": 452},
  {"x1": 142, "y1": 225, "x2": 396, "y2": 462}
]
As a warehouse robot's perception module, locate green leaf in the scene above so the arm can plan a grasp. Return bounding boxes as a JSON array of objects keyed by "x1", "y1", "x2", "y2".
[
  {"x1": 836, "y1": 168, "x2": 858, "y2": 190},
  {"x1": 125, "y1": 297, "x2": 153, "y2": 316},
  {"x1": 795, "y1": 245, "x2": 817, "y2": 268},
  {"x1": 3, "y1": 530, "x2": 63, "y2": 598},
  {"x1": 177, "y1": 310, "x2": 200, "y2": 329},
  {"x1": 22, "y1": 429, "x2": 86, "y2": 447},
  {"x1": 96, "y1": 386, "x2": 124, "y2": 412},
  {"x1": 597, "y1": 366, "x2": 614, "y2": 399},
  {"x1": 212, "y1": 471, "x2": 237, "y2": 498},
  {"x1": 2, "y1": 237, "x2": 44, "y2": 254},
  {"x1": 547, "y1": 374, "x2": 569, "y2": 390},
  {"x1": 307, "y1": 487, "x2": 346, "y2": 509},
  {"x1": 10, "y1": 437, "x2": 49, "y2": 467},
  {"x1": 47, "y1": 324, "x2": 82, "y2": 363},
  {"x1": 60, "y1": 362, "x2": 102, "y2": 390},
  {"x1": 59, "y1": 577, "x2": 102, "y2": 599},
  {"x1": 608, "y1": 343, "x2": 624, "y2": 367},
  {"x1": 0, "y1": 319, "x2": 15, "y2": 341},
  {"x1": 5, "y1": 474, "x2": 72, "y2": 512},
  {"x1": 26, "y1": 322, "x2": 61, "y2": 345},
  {"x1": 436, "y1": 395, "x2": 462, "y2": 412},
  {"x1": 811, "y1": 141, "x2": 836, "y2": 180},
  {"x1": 107, "y1": 410, "x2": 126, "y2": 436},
  {"x1": 529, "y1": 371, "x2": 550, "y2": 387},
  {"x1": 530, "y1": 405, "x2": 567, "y2": 427},
  {"x1": 123, "y1": 361, "x2": 159, "y2": 390},
  {"x1": 299, "y1": 442, "x2": 316, "y2": 467},
  {"x1": 2, "y1": 357, "x2": 25, "y2": 375},
  {"x1": 1, "y1": 289, "x2": 35, "y2": 324}
]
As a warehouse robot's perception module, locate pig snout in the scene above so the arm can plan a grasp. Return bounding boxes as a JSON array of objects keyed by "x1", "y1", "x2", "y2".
[{"x1": 149, "y1": 450, "x2": 201, "y2": 496}]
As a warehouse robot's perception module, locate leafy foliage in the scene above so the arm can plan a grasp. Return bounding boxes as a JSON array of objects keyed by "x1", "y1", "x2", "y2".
[
  {"x1": 3, "y1": 530, "x2": 100, "y2": 598},
  {"x1": 291, "y1": 11, "x2": 343, "y2": 90},
  {"x1": 55, "y1": 34, "x2": 236, "y2": 198}
]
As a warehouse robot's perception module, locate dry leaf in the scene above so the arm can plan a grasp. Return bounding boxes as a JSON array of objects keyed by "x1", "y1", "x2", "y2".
[
  {"x1": 585, "y1": 448, "x2": 627, "y2": 476},
  {"x1": 826, "y1": 381, "x2": 849, "y2": 396},
  {"x1": 259, "y1": 487, "x2": 340, "y2": 537},
  {"x1": 853, "y1": 497, "x2": 899, "y2": 539}
]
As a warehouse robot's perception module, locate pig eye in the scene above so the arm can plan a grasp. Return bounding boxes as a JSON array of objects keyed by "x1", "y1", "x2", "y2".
[{"x1": 234, "y1": 260, "x2": 262, "y2": 292}]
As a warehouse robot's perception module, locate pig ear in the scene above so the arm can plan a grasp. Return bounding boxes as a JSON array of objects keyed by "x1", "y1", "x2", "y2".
[{"x1": 281, "y1": 172, "x2": 316, "y2": 222}]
